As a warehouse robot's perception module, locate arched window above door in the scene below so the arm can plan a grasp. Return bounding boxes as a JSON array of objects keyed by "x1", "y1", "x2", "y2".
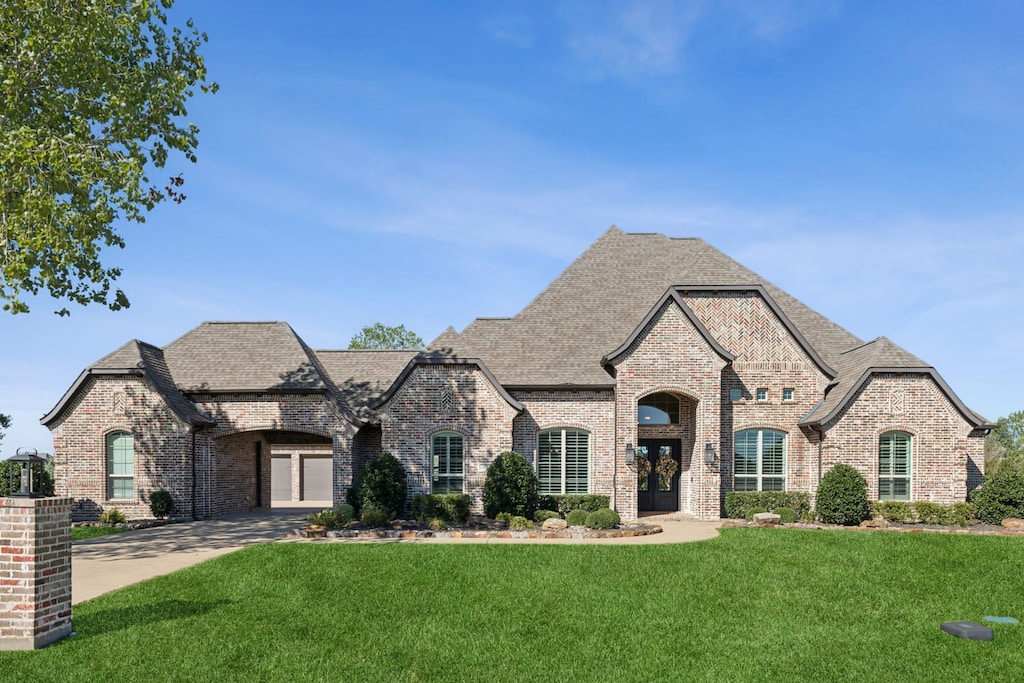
[{"x1": 638, "y1": 392, "x2": 680, "y2": 425}]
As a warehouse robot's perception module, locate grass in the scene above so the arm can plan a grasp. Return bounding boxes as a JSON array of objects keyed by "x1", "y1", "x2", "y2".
[
  {"x1": 4, "y1": 528, "x2": 1023, "y2": 682},
  {"x1": 71, "y1": 526, "x2": 130, "y2": 542}
]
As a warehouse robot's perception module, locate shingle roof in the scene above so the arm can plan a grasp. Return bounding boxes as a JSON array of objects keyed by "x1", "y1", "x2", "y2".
[
  {"x1": 162, "y1": 322, "x2": 329, "y2": 392},
  {"x1": 314, "y1": 349, "x2": 420, "y2": 420},
  {"x1": 41, "y1": 340, "x2": 213, "y2": 427},
  {"x1": 430, "y1": 226, "x2": 863, "y2": 386}
]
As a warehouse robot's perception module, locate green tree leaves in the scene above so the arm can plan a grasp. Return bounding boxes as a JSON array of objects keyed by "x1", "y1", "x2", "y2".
[
  {"x1": 348, "y1": 323, "x2": 424, "y2": 350},
  {"x1": 1, "y1": 0, "x2": 217, "y2": 314},
  {"x1": 986, "y1": 410, "x2": 1024, "y2": 474}
]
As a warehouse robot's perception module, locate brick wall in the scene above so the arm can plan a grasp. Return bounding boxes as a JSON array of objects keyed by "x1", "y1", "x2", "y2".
[
  {"x1": 822, "y1": 373, "x2": 985, "y2": 504},
  {"x1": 380, "y1": 364, "x2": 519, "y2": 513},
  {"x1": 0, "y1": 497, "x2": 72, "y2": 650}
]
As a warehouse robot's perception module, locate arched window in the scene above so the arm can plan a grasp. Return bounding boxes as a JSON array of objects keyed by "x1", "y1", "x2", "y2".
[
  {"x1": 734, "y1": 429, "x2": 786, "y2": 491},
  {"x1": 106, "y1": 431, "x2": 134, "y2": 500},
  {"x1": 638, "y1": 392, "x2": 680, "y2": 425},
  {"x1": 432, "y1": 432, "x2": 464, "y2": 494},
  {"x1": 879, "y1": 432, "x2": 911, "y2": 501},
  {"x1": 538, "y1": 428, "x2": 590, "y2": 494}
]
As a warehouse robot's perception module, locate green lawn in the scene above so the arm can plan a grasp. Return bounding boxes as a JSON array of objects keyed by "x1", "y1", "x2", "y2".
[
  {"x1": 7, "y1": 528, "x2": 1023, "y2": 682},
  {"x1": 71, "y1": 526, "x2": 130, "y2": 542}
]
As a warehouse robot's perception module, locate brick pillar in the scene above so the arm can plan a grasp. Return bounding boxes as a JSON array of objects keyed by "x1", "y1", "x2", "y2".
[{"x1": 0, "y1": 497, "x2": 73, "y2": 650}]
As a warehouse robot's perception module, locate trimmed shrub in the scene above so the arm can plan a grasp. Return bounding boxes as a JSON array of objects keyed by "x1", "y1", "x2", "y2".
[
  {"x1": 745, "y1": 507, "x2": 766, "y2": 521},
  {"x1": 508, "y1": 515, "x2": 534, "y2": 531},
  {"x1": 411, "y1": 494, "x2": 470, "y2": 525},
  {"x1": 483, "y1": 451, "x2": 538, "y2": 519},
  {"x1": 148, "y1": 490, "x2": 174, "y2": 519},
  {"x1": 428, "y1": 517, "x2": 448, "y2": 531},
  {"x1": 360, "y1": 502, "x2": 391, "y2": 528},
  {"x1": 816, "y1": 464, "x2": 871, "y2": 526},
  {"x1": 566, "y1": 509, "x2": 589, "y2": 526},
  {"x1": 950, "y1": 502, "x2": 974, "y2": 527},
  {"x1": 99, "y1": 507, "x2": 126, "y2": 524},
  {"x1": 585, "y1": 508, "x2": 620, "y2": 530},
  {"x1": 912, "y1": 501, "x2": 943, "y2": 525},
  {"x1": 0, "y1": 460, "x2": 55, "y2": 497},
  {"x1": 775, "y1": 507, "x2": 797, "y2": 524},
  {"x1": 872, "y1": 500, "x2": 914, "y2": 524},
  {"x1": 725, "y1": 491, "x2": 811, "y2": 519},
  {"x1": 971, "y1": 467, "x2": 1024, "y2": 524},
  {"x1": 534, "y1": 509, "x2": 560, "y2": 523},
  {"x1": 538, "y1": 494, "x2": 611, "y2": 516},
  {"x1": 346, "y1": 485, "x2": 361, "y2": 516},
  {"x1": 308, "y1": 505, "x2": 354, "y2": 529},
  {"x1": 352, "y1": 453, "x2": 407, "y2": 519}
]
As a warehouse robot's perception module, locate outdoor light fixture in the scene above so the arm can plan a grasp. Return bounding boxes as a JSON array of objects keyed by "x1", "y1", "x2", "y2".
[
  {"x1": 704, "y1": 443, "x2": 718, "y2": 467},
  {"x1": 625, "y1": 442, "x2": 636, "y2": 471},
  {"x1": 5, "y1": 448, "x2": 49, "y2": 498}
]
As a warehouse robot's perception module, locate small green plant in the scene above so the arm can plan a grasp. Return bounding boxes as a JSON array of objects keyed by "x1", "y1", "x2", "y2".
[
  {"x1": 566, "y1": 508, "x2": 589, "y2": 526},
  {"x1": 971, "y1": 467, "x2": 1024, "y2": 524},
  {"x1": 950, "y1": 502, "x2": 974, "y2": 527},
  {"x1": 428, "y1": 517, "x2": 448, "y2": 531},
  {"x1": 360, "y1": 502, "x2": 391, "y2": 528},
  {"x1": 912, "y1": 501, "x2": 943, "y2": 524},
  {"x1": 774, "y1": 507, "x2": 797, "y2": 524},
  {"x1": 745, "y1": 506, "x2": 766, "y2": 521},
  {"x1": 495, "y1": 511, "x2": 513, "y2": 525},
  {"x1": 873, "y1": 500, "x2": 914, "y2": 523},
  {"x1": 308, "y1": 505, "x2": 354, "y2": 529},
  {"x1": 352, "y1": 453, "x2": 407, "y2": 519},
  {"x1": 508, "y1": 515, "x2": 534, "y2": 531},
  {"x1": 99, "y1": 507, "x2": 126, "y2": 524},
  {"x1": 538, "y1": 494, "x2": 611, "y2": 516},
  {"x1": 816, "y1": 464, "x2": 871, "y2": 526},
  {"x1": 483, "y1": 451, "x2": 539, "y2": 518},
  {"x1": 534, "y1": 509, "x2": 560, "y2": 523},
  {"x1": 148, "y1": 490, "x2": 174, "y2": 519},
  {"x1": 584, "y1": 508, "x2": 620, "y2": 530}
]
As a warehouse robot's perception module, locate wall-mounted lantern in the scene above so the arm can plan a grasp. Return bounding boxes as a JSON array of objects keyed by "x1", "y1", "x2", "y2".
[
  {"x1": 624, "y1": 442, "x2": 636, "y2": 471},
  {"x1": 704, "y1": 442, "x2": 718, "y2": 469},
  {"x1": 4, "y1": 448, "x2": 49, "y2": 498}
]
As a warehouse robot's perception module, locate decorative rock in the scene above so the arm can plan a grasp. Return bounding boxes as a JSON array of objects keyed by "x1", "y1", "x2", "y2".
[
  {"x1": 860, "y1": 519, "x2": 888, "y2": 529},
  {"x1": 542, "y1": 517, "x2": 568, "y2": 530},
  {"x1": 752, "y1": 512, "x2": 781, "y2": 526},
  {"x1": 941, "y1": 621, "x2": 993, "y2": 641},
  {"x1": 1001, "y1": 518, "x2": 1024, "y2": 530}
]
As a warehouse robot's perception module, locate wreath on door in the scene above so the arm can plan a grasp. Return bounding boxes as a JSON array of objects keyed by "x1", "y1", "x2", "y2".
[
  {"x1": 655, "y1": 454, "x2": 678, "y2": 489},
  {"x1": 635, "y1": 454, "x2": 651, "y2": 482}
]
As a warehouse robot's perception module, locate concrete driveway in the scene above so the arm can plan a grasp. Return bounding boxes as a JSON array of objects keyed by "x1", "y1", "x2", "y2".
[{"x1": 72, "y1": 508, "x2": 310, "y2": 605}]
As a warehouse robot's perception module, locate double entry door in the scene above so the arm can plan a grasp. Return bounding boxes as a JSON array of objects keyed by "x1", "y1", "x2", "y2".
[{"x1": 637, "y1": 440, "x2": 682, "y2": 512}]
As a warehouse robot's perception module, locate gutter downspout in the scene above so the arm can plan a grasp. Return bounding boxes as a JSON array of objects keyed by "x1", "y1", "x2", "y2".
[{"x1": 190, "y1": 427, "x2": 198, "y2": 520}]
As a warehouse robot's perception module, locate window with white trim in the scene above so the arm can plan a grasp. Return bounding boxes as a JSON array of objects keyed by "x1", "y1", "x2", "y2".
[
  {"x1": 733, "y1": 429, "x2": 786, "y2": 491},
  {"x1": 538, "y1": 428, "x2": 590, "y2": 494},
  {"x1": 106, "y1": 431, "x2": 134, "y2": 500},
  {"x1": 878, "y1": 431, "x2": 911, "y2": 501},
  {"x1": 431, "y1": 432, "x2": 464, "y2": 494}
]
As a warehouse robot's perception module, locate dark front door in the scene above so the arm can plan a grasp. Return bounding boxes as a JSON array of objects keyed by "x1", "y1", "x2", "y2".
[{"x1": 637, "y1": 440, "x2": 681, "y2": 512}]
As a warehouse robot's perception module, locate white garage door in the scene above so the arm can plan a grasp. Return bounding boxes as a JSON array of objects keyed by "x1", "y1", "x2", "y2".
[
  {"x1": 271, "y1": 457, "x2": 292, "y2": 502},
  {"x1": 302, "y1": 456, "x2": 332, "y2": 502}
]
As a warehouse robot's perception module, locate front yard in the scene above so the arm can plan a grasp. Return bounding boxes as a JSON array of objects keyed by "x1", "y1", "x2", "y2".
[{"x1": 7, "y1": 528, "x2": 1023, "y2": 681}]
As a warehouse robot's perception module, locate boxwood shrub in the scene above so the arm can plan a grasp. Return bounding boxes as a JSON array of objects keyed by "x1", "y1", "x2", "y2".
[
  {"x1": 584, "y1": 508, "x2": 620, "y2": 530},
  {"x1": 724, "y1": 491, "x2": 811, "y2": 519},
  {"x1": 352, "y1": 453, "x2": 407, "y2": 519},
  {"x1": 148, "y1": 489, "x2": 174, "y2": 519},
  {"x1": 537, "y1": 494, "x2": 611, "y2": 516},
  {"x1": 411, "y1": 494, "x2": 470, "y2": 525},
  {"x1": 566, "y1": 508, "x2": 589, "y2": 526},
  {"x1": 774, "y1": 507, "x2": 797, "y2": 524},
  {"x1": 816, "y1": 464, "x2": 870, "y2": 526},
  {"x1": 534, "y1": 509, "x2": 560, "y2": 523}
]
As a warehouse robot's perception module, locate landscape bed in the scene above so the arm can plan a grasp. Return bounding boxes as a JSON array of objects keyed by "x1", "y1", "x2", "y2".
[{"x1": 4, "y1": 528, "x2": 1022, "y2": 682}]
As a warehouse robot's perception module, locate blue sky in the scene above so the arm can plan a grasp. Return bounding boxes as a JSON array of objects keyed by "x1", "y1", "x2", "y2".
[{"x1": 2, "y1": 0, "x2": 1023, "y2": 454}]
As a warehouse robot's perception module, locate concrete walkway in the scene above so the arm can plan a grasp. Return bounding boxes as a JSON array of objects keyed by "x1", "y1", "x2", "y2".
[{"x1": 72, "y1": 510, "x2": 721, "y2": 605}]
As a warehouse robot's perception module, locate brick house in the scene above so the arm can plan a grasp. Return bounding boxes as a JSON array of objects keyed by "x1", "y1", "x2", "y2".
[{"x1": 42, "y1": 227, "x2": 991, "y2": 521}]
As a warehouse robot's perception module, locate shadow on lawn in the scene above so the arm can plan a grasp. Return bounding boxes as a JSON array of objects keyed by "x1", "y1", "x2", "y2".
[{"x1": 73, "y1": 599, "x2": 234, "y2": 637}]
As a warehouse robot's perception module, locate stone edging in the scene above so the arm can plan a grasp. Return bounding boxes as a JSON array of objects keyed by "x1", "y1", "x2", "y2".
[{"x1": 298, "y1": 523, "x2": 663, "y2": 540}]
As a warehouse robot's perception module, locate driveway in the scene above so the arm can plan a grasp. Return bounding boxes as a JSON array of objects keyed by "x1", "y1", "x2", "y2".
[{"x1": 72, "y1": 508, "x2": 310, "y2": 605}]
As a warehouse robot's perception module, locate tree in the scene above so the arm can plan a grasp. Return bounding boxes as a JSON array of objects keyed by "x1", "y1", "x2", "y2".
[
  {"x1": 348, "y1": 323, "x2": 424, "y2": 350},
  {"x1": 986, "y1": 410, "x2": 1024, "y2": 474},
  {"x1": 0, "y1": 412, "x2": 9, "y2": 453},
  {"x1": 1, "y1": 0, "x2": 217, "y2": 315}
]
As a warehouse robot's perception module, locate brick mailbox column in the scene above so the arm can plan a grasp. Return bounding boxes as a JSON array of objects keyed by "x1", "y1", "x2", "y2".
[{"x1": 0, "y1": 497, "x2": 73, "y2": 650}]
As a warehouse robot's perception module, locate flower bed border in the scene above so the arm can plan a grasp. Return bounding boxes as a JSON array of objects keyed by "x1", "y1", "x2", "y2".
[{"x1": 299, "y1": 523, "x2": 663, "y2": 540}]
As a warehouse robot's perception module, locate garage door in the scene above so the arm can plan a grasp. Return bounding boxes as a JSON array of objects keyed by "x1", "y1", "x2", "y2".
[
  {"x1": 271, "y1": 457, "x2": 292, "y2": 502},
  {"x1": 302, "y1": 456, "x2": 332, "y2": 501}
]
